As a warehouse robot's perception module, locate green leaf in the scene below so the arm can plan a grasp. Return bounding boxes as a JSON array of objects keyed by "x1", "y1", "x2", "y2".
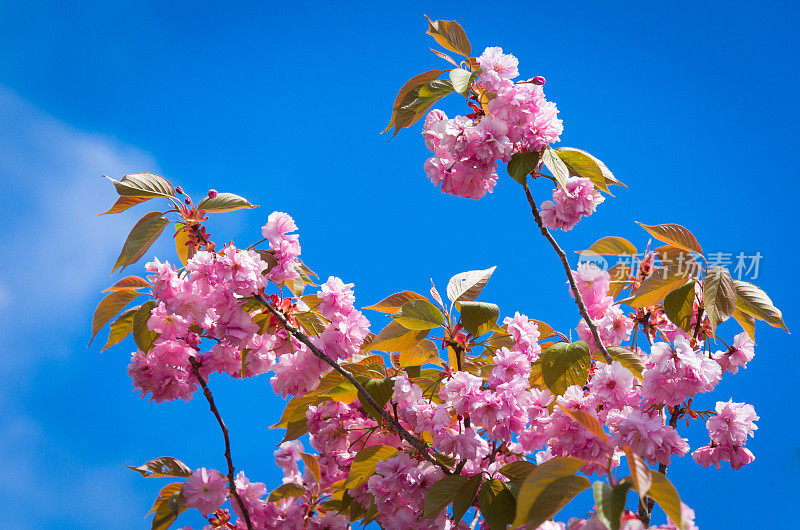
[
  {"x1": 127, "y1": 456, "x2": 192, "y2": 478},
  {"x1": 132, "y1": 301, "x2": 159, "y2": 353},
  {"x1": 418, "y1": 79, "x2": 455, "y2": 98},
  {"x1": 394, "y1": 299, "x2": 444, "y2": 330},
  {"x1": 101, "y1": 306, "x2": 139, "y2": 351},
  {"x1": 576, "y1": 236, "x2": 637, "y2": 257},
  {"x1": 345, "y1": 445, "x2": 398, "y2": 490},
  {"x1": 301, "y1": 453, "x2": 321, "y2": 482},
  {"x1": 151, "y1": 490, "x2": 185, "y2": 530},
  {"x1": 704, "y1": 266, "x2": 737, "y2": 331},
  {"x1": 539, "y1": 341, "x2": 591, "y2": 396},
  {"x1": 282, "y1": 419, "x2": 310, "y2": 442},
  {"x1": 273, "y1": 393, "x2": 322, "y2": 428},
  {"x1": 663, "y1": 281, "x2": 697, "y2": 332},
  {"x1": 106, "y1": 172, "x2": 175, "y2": 199},
  {"x1": 620, "y1": 266, "x2": 689, "y2": 308},
  {"x1": 525, "y1": 475, "x2": 591, "y2": 529},
  {"x1": 355, "y1": 376, "x2": 395, "y2": 421},
  {"x1": 453, "y1": 474, "x2": 482, "y2": 523},
  {"x1": 268, "y1": 482, "x2": 306, "y2": 503},
  {"x1": 542, "y1": 147, "x2": 570, "y2": 191},
  {"x1": 446, "y1": 266, "x2": 497, "y2": 306},
  {"x1": 512, "y1": 457, "x2": 586, "y2": 528},
  {"x1": 363, "y1": 291, "x2": 428, "y2": 313},
  {"x1": 498, "y1": 461, "x2": 537, "y2": 482},
  {"x1": 174, "y1": 224, "x2": 191, "y2": 265},
  {"x1": 146, "y1": 482, "x2": 184, "y2": 516},
  {"x1": 382, "y1": 70, "x2": 445, "y2": 135},
  {"x1": 449, "y1": 68, "x2": 476, "y2": 97},
  {"x1": 507, "y1": 151, "x2": 541, "y2": 185},
  {"x1": 431, "y1": 48, "x2": 459, "y2": 67},
  {"x1": 733, "y1": 280, "x2": 789, "y2": 332},
  {"x1": 636, "y1": 222, "x2": 703, "y2": 255},
  {"x1": 558, "y1": 405, "x2": 608, "y2": 444},
  {"x1": 732, "y1": 306, "x2": 756, "y2": 339},
  {"x1": 294, "y1": 311, "x2": 328, "y2": 336},
  {"x1": 653, "y1": 245, "x2": 699, "y2": 271},
  {"x1": 479, "y1": 479, "x2": 516, "y2": 530},
  {"x1": 647, "y1": 471, "x2": 684, "y2": 530},
  {"x1": 398, "y1": 339, "x2": 442, "y2": 367},
  {"x1": 424, "y1": 15, "x2": 471, "y2": 57},
  {"x1": 102, "y1": 276, "x2": 151, "y2": 292},
  {"x1": 593, "y1": 481, "x2": 631, "y2": 530},
  {"x1": 90, "y1": 290, "x2": 142, "y2": 344},
  {"x1": 458, "y1": 301, "x2": 499, "y2": 337},
  {"x1": 196, "y1": 192, "x2": 257, "y2": 212},
  {"x1": 362, "y1": 320, "x2": 429, "y2": 352},
  {"x1": 555, "y1": 147, "x2": 620, "y2": 194},
  {"x1": 606, "y1": 346, "x2": 645, "y2": 380},
  {"x1": 390, "y1": 79, "x2": 454, "y2": 136},
  {"x1": 431, "y1": 452, "x2": 456, "y2": 468},
  {"x1": 622, "y1": 446, "x2": 652, "y2": 502},
  {"x1": 113, "y1": 212, "x2": 170, "y2": 273},
  {"x1": 423, "y1": 475, "x2": 470, "y2": 519},
  {"x1": 100, "y1": 195, "x2": 149, "y2": 215}
]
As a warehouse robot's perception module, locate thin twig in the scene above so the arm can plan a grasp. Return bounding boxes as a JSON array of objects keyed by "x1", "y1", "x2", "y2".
[
  {"x1": 521, "y1": 181, "x2": 614, "y2": 364},
  {"x1": 189, "y1": 358, "x2": 254, "y2": 530},
  {"x1": 259, "y1": 296, "x2": 452, "y2": 474}
]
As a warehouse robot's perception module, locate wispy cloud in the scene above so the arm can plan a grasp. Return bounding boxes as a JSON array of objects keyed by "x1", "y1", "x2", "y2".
[
  {"x1": 0, "y1": 87, "x2": 158, "y2": 527},
  {"x1": 0, "y1": 86, "x2": 157, "y2": 366}
]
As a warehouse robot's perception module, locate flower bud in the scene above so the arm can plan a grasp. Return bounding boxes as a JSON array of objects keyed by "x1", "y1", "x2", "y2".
[
  {"x1": 208, "y1": 189, "x2": 218, "y2": 199},
  {"x1": 532, "y1": 76, "x2": 546, "y2": 85},
  {"x1": 175, "y1": 186, "x2": 184, "y2": 195}
]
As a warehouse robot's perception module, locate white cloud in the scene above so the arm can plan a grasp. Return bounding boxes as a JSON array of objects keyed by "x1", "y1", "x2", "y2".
[
  {"x1": 0, "y1": 88, "x2": 159, "y2": 527},
  {"x1": 0, "y1": 87, "x2": 158, "y2": 367}
]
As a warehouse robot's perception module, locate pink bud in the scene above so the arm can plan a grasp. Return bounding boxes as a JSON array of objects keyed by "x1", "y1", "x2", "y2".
[
  {"x1": 532, "y1": 76, "x2": 546, "y2": 85},
  {"x1": 208, "y1": 189, "x2": 218, "y2": 199},
  {"x1": 184, "y1": 197, "x2": 192, "y2": 205},
  {"x1": 175, "y1": 186, "x2": 184, "y2": 194}
]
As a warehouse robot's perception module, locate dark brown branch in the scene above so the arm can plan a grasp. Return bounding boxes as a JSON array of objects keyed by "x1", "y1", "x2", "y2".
[
  {"x1": 521, "y1": 181, "x2": 614, "y2": 364},
  {"x1": 189, "y1": 357, "x2": 253, "y2": 530},
  {"x1": 638, "y1": 406, "x2": 681, "y2": 526},
  {"x1": 259, "y1": 296, "x2": 451, "y2": 474}
]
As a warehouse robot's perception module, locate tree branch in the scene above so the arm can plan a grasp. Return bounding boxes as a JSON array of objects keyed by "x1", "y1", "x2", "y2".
[
  {"x1": 189, "y1": 357, "x2": 254, "y2": 530},
  {"x1": 521, "y1": 181, "x2": 613, "y2": 364},
  {"x1": 258, "y1": 296, "x2": 451, "y2": 474},
  {"x1": 639, "y1": 406, "x2": 681, "y2": 526}
]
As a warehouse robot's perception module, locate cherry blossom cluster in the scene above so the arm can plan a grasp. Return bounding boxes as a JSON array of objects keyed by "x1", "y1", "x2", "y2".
[
  {"x1": 422, "y1": 46, "x2": 563, "y2": 200},
  {"x1": 128, "y1": 212, "x2": 370, "y2": 404},
  {"x1": 123, "y1": 217, "x2": 765, "y2": 530},
  {"x1": 540, "y1": 176, "x2": 605, "y2": 231},
  {"x1": 95, "y1": 17, "x2": 779, "y2": 529}
]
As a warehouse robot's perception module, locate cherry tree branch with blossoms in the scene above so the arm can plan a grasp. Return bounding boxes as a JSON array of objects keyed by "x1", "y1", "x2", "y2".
[
  {"x1": 188, "y1": 357, "x2": 254, "y2": 530},
  {"x1": 520, "y1": 179, "x2": 614, "y2": 365},
  {"x1": 257, "y1": 295, "x2": 451, "y2": 474},
  {"x1": 89, "y1": 15, "x2": 790, "y2": 530}
]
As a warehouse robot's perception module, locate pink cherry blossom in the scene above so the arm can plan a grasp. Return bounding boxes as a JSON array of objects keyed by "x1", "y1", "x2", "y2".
[
  {"x1": 183, "y1": 467, "x2": 228, "y2": 515},
  {"x1": 478, "y1": 46, "x2": 519, "y2": 89},
  {"x1": 713, "y1": 331, "x2": 755, "y2": 374},
  {"x1": 541, "y1": 177, "x2": 604, "y2": 231},
  {"x1": 503, "y1": 312, "x2": 542, "y2": 360},
  {"x1": 606, "y1": 407, "x2": 689, "y2": 466},
  {"x1": 706, "y1": 399, "x2": 758, "y2": 446}
]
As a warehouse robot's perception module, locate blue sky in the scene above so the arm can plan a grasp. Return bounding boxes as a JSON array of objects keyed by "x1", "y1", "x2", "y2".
[{"x1": 0, "y1": 1, "x2": 798, "y2": 528}]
